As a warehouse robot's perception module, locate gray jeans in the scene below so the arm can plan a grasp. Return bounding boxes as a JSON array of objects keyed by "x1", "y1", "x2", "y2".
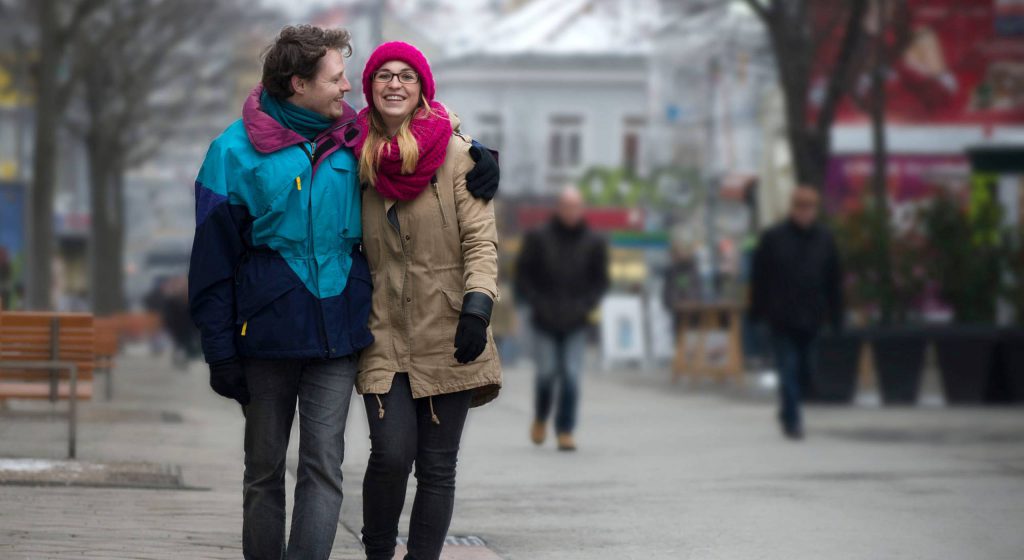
[
  {"x1": 533, "y1": 328, "x2": 587, "y2": 434},
  {"x1": 241, "y1": 355, "x2": 358, "y2": 560}
]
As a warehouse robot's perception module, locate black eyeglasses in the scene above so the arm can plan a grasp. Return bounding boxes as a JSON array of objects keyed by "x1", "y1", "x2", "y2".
[{"x1": 373, "y1": 70, "x2": 419, "y2": 84}]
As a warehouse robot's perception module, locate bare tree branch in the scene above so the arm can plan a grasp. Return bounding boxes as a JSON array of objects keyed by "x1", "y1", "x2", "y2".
[
  {"x1": 56, "y1": 0, "x2": 106, "y2": 48},
  {"x1": 814, "y1": 0, "x2": 868, "y2": 142},
  {"x1": 742, "y1": 0, "x2": 772, "y2": 23}
]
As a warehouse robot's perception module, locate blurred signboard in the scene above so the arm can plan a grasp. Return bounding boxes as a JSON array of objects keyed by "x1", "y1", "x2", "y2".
[
  {"x1": 821, "y1": 0, "x2": 1024, "y2": 125},
  {"x1": 646, "y1": 292, "x2": 675, "y2": 362},
  {"x1": 600, "y1": 295, "x2": 646, "y2": 364},
  {"x1": 825, "y1": 154, "x2": 971, "y2": 214}
]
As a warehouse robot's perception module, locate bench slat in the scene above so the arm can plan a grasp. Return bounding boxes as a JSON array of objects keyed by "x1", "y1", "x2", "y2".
[
  {"x1": 0, "y1": 312, "x2": 98, "y2": 403},
  {"x1": 0, "y1": 381, "x2": 94, "y2": 399}
]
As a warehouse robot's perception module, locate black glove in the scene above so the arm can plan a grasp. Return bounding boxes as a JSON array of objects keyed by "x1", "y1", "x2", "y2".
[
  {"x1": 465, "y1": 140, "x2": 499, "y2": 200},
  {"x1": 454, "y1": 315, "x2": 488, "y2": 364},
  {"x1": 209, "y1": 357, "x2": 250, "y2": 406}
]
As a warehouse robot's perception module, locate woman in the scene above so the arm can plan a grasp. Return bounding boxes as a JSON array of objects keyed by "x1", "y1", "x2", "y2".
[{"x1": 352, "y1": 41, "x2": 502, "y2": 560}]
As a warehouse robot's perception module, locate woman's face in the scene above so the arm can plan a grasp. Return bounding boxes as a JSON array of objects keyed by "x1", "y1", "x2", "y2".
[{"x1": 371, "y1": 60, "x2": 422, "y2": 124}]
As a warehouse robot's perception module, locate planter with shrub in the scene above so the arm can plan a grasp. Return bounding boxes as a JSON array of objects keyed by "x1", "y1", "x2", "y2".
[{"x1": 809, "y1": 329, "x2": 863, "y2": 403}]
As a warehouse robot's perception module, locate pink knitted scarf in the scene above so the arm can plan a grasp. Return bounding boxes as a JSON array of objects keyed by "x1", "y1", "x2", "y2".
[{"x1": 353, "y1": 101, "x2": 453, "y2": 201}]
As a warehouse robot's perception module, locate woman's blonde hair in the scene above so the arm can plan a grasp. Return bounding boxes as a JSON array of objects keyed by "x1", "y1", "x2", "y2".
[{"x1": 358, "y1": 93, "x2": 435, "y2": 187}]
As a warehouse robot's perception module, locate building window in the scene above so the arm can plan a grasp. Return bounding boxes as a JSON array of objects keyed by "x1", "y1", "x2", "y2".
[
  {"x1": 623, "y1": 133, "x2": 639, "y2": 176},
  {"x1": 623, "y1": 116, "x2": 646, "y2": 176},
  {"x1": 548, "y1": 115, "x2": 583, "y2": 171},
  {"x1": 476, "y1": 113, "x2": 503, "y2": 152}
]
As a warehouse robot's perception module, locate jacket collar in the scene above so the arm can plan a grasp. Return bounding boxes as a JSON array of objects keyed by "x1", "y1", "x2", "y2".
[
  {"x1": 550, "y1": 216, "x2": 587, "y2": 238},
  {"x1": 785, "y1": 218, "x2": 818, "y2": 237},
  {"x1": 242, "y1": 84, "x2": 358, "y2": 154}
]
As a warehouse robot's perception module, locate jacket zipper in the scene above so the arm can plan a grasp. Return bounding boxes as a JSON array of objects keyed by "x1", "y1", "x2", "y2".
[
  {"x1": 299, "y1": 141, "x2": 331, "y2": 357},
  {"x1": 431, "y1": 178, "x2": 448, "y2": 227}
]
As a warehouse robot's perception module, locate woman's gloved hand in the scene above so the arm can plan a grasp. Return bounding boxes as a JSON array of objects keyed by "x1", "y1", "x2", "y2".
[{"x1": 453, "y1": 314, "x2": 488, "y2": 364}]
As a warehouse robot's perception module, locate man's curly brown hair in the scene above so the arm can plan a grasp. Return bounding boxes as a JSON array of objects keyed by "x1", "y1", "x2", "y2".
[{"x1": 261, "y1": 25, "x2": 352, "y2": 99}]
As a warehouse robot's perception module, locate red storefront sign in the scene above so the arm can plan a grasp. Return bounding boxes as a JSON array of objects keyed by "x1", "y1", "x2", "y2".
[{"x1": 515, "y1": 207, "x2": 645, "y2": 232}]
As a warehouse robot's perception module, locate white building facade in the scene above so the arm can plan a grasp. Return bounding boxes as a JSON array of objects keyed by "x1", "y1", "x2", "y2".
[{"x1": 432, "y1": 0, "x2": 659, "y2": 195}]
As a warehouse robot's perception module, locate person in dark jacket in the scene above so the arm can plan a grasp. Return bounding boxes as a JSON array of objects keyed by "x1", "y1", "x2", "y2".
[
  {"x1": 515, "y1": 186, "x2": 609, "y2": 451},
  {"x1": 750, "y1": 185, "x2": 843, "y2": 440},
  {"x1": 188, "y1": 25, "x2": 499, "y2": 560}
]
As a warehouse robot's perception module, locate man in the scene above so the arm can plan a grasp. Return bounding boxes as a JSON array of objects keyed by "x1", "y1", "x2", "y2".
[
  {"x1": 515, "y1": 186, "x2": 608, "y2": 451},
  {"x1": 750, "y1": 185, "x2": 843, "y2": 441},
  {"x1": 188, "y1": 25, "x2": 498, "y2": 559}
]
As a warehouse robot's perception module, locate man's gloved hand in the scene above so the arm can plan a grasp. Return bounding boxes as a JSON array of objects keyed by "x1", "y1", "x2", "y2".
[
  {"x1": 465, "y1": 140, "x2": 499, "y2": 200},
  {"x1": 454, "y1": 315, "x2": 488, "y2": 364},
  {"x1": 209, "y1": 357, "x2": 250, "y2": 406}
]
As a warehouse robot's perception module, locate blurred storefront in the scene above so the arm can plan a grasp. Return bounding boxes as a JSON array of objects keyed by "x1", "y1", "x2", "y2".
[
  {"x1": 53, "y1": 211, "x2": 90, "y2": 311},
  {"x1": 648, "y1": 2, "x2": 782, "y2": 302},
  {"x1": 0, "y1": 181, "x2": 26, "y2": 309},
  {"x1": 828, "y1": 0, "x2": 1024, "y2": 209}
]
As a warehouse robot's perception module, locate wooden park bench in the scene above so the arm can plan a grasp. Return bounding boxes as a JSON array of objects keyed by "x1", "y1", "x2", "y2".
[
  {"x1": 109, "y1": 311, "x2": 161, "y2": 344},
  {"x1": 0, "y1": 311, "x2": 96, "y2": 458},
  {"x1": 94, "y1": 316, "x2": 120, "y2": 400}
]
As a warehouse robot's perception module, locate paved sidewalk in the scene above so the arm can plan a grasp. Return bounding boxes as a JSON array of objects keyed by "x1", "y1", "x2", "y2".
[
  {"x1": 2, "y1": 350, "x2": 1023, "y2": 559},
  {"x1": 343, "y1": 361, "x2": 1024, "y2": 559},
  {"x1": 0, "y1": 350, "x2": 363, "y2": 559}
]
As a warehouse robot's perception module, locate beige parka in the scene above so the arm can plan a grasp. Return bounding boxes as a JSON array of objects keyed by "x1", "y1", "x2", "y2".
[{"x1": 356, "y1": 119, "x2": 502, "y2": 407}]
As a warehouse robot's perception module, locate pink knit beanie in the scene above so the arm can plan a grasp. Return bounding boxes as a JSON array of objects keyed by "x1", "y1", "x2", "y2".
[{"x1": 361, "y1": 41, "x2": 436, "y2": 106}]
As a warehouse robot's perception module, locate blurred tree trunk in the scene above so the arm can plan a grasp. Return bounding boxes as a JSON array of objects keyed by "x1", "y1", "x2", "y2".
[
  {"x1": 869, "y1": 0, "x2": 894, "y2": 324},
  {"x1": 853, "y1": 0, "x2": 909, "y2": 324},
  {"x1": 27, "y1": 0, "x2": 59, "y2": 309},
  {"x1": 85, "y1": 137, "x2": 124, "y2": 315},
  {"x1": 63, "y1": 0, "x2": 256, "y2": 313},
  {"x1": 25, "y1": 0, "x2": 104, "y2": 309},
  {"x1": 743, "y1": 0, "x2": 868, "y2": 189}
]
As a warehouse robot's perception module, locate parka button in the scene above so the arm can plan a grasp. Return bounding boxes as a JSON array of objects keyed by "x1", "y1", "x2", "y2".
[
  {"x1": 406, "y1": 297, "x2": 412, "y2": 302},
  {"x1": 405, "y1": 234, "x2": 411, "y2": 241}
]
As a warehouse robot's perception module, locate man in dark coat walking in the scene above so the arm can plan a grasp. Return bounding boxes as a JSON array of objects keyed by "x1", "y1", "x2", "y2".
[
  {"x1": 750, "y1": 185, "x2": 843, "y2": 440},
  {"x1": 516, "y1": 187, "x2": 609, "y2": 451}
]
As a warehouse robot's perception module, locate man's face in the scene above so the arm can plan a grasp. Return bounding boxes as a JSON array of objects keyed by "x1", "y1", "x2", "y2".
[
  {"x1": 289, "y1": 49, "x2": 351, "y2": 120},
  {"x1": 557, "y1": 189, "x2": 585, "y2": 227},
  {"x1": 790, "y1": 186, "x2": 820, "y2": 228}
]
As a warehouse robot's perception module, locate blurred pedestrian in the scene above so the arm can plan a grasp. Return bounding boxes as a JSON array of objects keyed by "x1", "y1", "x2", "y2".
[
  {"x1": 663, "y1": 239, "x2": 700, "y2": 327},
  {"x1": 516, "y1": 186, "x2": 609, "y2": 451},
  {"x1": 189, "y1": 25, "x2": 496, "y2": 559},
  {"x1": 353, "y1": 41, "x2": 502, "y2": 560},
  {"x1": 158, "y1": 275, "x2": 200, "y2": 369},
  {"x1": 750, "y1": 185, "x2": 843, "y2": 440}
]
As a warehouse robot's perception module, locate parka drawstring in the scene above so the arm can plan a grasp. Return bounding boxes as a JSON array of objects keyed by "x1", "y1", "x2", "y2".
[
  {"x1": 429, "y1": 396, "x2": 441, "y2": 425},
  {"x1": 375, "y1": 392, "x2": 439, "y2": 424}
]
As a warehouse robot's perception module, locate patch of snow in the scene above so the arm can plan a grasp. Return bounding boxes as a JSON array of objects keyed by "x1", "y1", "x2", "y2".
[{"x1": 0, "y1": 459, "x2": 82, "y2": 472}]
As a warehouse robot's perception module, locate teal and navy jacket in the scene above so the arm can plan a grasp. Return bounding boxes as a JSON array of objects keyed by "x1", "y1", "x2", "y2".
[{"x1": 188, "y1": 85, "x2": 372, "y2": 363}]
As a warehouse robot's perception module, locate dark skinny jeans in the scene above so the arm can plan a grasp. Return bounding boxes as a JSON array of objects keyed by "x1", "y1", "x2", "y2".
[{"x1": 361, "y1": 373, "x2": 473, "y2": 560}]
